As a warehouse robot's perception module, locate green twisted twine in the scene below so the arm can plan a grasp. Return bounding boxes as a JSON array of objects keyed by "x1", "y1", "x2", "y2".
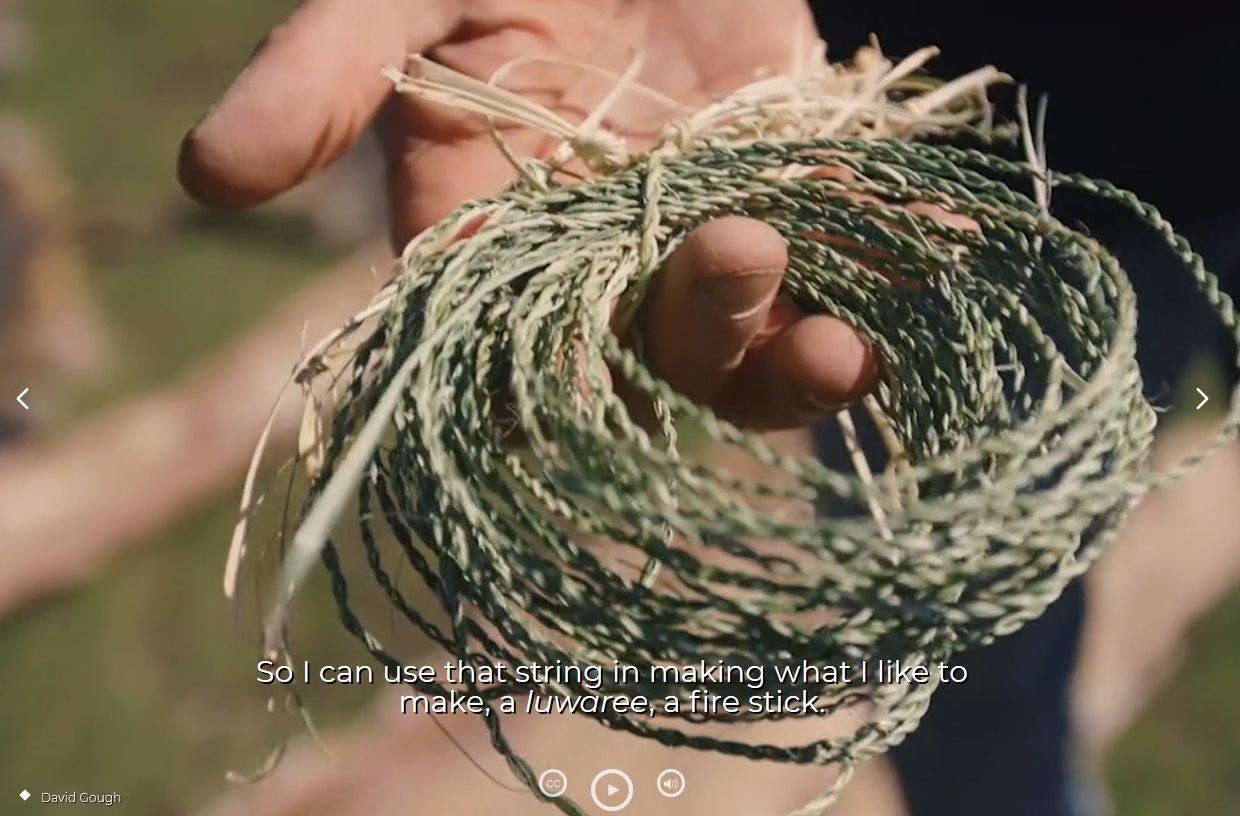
[{"x1": 258, "y1": 130, "x2": 1239, "y2": 815}]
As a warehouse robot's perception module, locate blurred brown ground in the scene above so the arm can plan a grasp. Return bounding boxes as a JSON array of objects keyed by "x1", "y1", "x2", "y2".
[{"x1": 0, "y1": 112, "x2": 108, "y2": 437}]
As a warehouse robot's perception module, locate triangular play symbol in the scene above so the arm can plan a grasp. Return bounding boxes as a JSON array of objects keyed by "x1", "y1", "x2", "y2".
[{"x1": 607, "y1": 784, "x2": 619, "y2": 797}]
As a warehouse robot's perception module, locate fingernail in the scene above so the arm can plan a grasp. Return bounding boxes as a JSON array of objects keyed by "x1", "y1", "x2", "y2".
[
  {"x1": 802, "y1": 394, "x2": 845, "y2": 415},
  {"x1": 699, "y1": 268, "x2": 782, "y2": 322}
]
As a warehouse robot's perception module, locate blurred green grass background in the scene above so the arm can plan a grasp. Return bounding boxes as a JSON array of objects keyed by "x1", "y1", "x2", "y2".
[{"x1": 0, "y1": 1, "x2": 1237, "y2": 814}]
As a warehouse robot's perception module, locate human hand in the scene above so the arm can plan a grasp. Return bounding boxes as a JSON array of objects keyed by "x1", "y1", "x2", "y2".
[{"x1": 178, "y1": 0, "x2": 879, "y2": 431}]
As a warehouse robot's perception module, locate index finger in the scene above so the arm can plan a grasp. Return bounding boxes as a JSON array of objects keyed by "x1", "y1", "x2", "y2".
[{"x1": 177, "y1": 0, "x2": 458, "y2": 210}]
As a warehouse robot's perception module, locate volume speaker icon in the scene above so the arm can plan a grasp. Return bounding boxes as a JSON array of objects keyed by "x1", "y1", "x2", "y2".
[{"x1": 656, "y1": 769, "x2": 686, "y2": 798}]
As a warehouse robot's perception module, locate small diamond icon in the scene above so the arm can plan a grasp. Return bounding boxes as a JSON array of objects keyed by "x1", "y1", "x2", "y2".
[{"x1": 20, "y1": 789, "x2": 30, "y2": 800}]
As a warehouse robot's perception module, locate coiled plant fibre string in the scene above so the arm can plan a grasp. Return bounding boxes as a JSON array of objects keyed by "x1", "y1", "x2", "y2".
[{"x1": 226, "y1": 44, "x2": 1240, "y2": 815}]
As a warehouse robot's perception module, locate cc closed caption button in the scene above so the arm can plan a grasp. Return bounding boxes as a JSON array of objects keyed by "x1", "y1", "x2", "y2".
[
  {"x1": 656, "y1": 768, "x2": 686, "y2": 798},
  {"x1": 538, "y1": 769, "x2": 568, "y2": 798}
]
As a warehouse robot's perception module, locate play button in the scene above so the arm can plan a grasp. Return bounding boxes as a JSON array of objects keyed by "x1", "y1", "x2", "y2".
[{"x1": 590, "y1": 769, "x2": 633, "y2": 811}]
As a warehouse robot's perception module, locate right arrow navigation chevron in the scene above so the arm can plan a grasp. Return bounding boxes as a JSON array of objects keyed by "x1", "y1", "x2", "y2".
[{"x1": 1197, "y1": 388, "x2": 1209, "y2": 410}]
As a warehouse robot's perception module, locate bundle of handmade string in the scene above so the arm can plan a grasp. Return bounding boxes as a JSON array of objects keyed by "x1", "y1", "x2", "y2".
[{"x1": 227, "y1": 42, "x2": 1240, "y2": 815}]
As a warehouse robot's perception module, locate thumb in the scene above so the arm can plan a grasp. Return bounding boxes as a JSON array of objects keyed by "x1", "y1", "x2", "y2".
[
  {"x1": 637, "y1": 217, "x2": 788, "y2": 405},
  {"x1": 178, "y1": 0, "x2": 457, "y2": 210}
]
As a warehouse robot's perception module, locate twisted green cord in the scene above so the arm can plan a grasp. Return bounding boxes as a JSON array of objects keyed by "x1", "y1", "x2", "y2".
[{"x1": 288, "y1": 135, "x2": 1238, "y2": 815}]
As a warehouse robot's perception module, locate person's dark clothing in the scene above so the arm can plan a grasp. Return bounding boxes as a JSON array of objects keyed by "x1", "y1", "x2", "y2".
[{"x1": 807, "y1": 7, "x2": 1240, "y2": 228}]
